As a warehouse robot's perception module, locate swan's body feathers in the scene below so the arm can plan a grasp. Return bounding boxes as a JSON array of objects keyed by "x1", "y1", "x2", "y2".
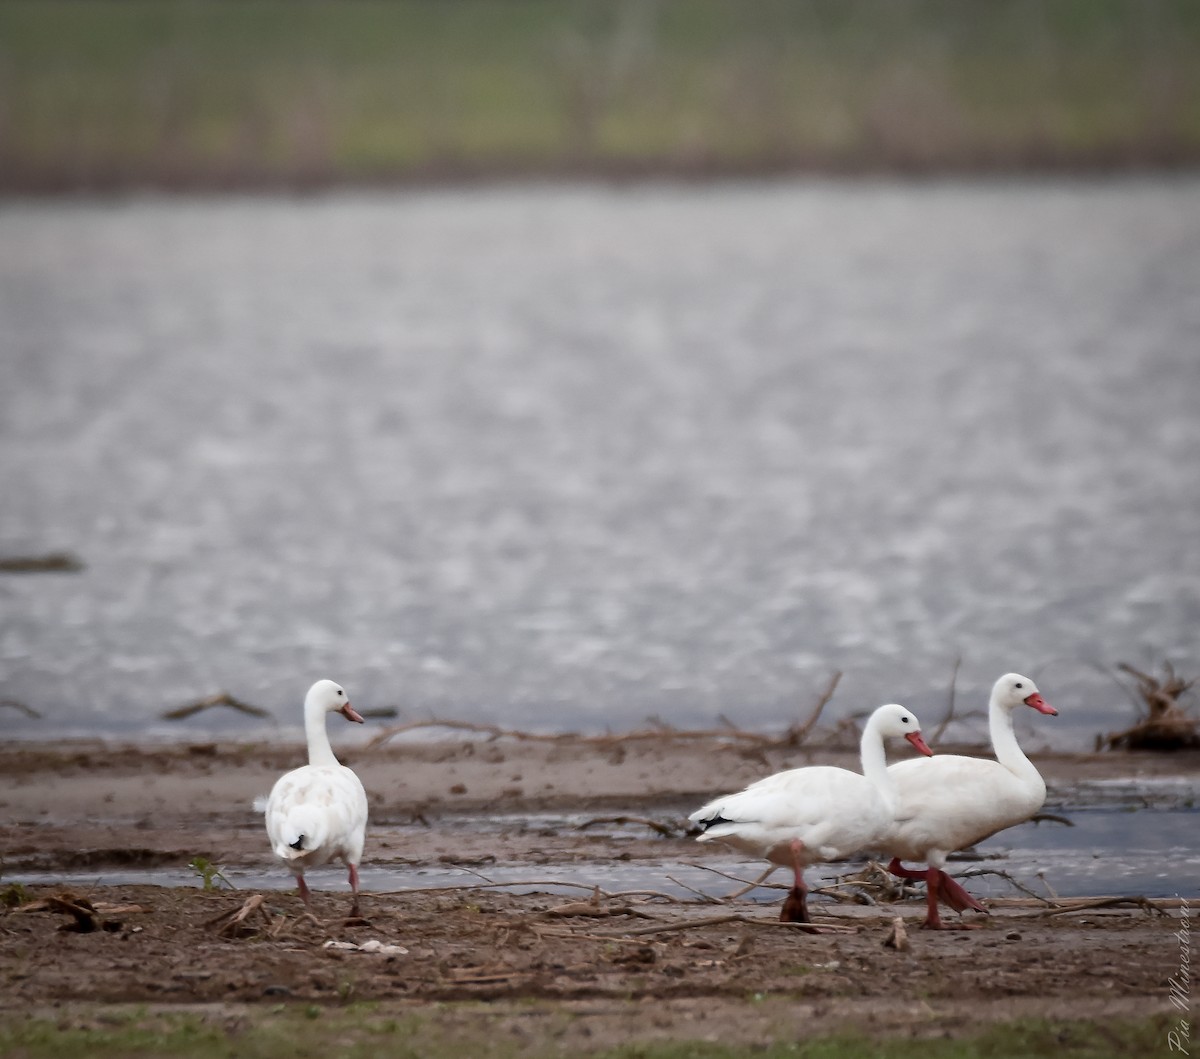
[
  {"x1": 688, "y1": 704, "x2": 933, "y2": 896},
  {"x1": 878, "y1": 672, "x2": 1056, "y2": 929},
  {"x1": 886, "y1": 754, "x2": 1046, "y2": 861},
  {"x1": 690, "y1": 766, "x2": 886, "y2": 866},
  {"x1": 263, "y1": 679, "x2": 368, "y2": 912},
  {"x1": 265, "y1": 763, "x2": 367, "y2": 870}
]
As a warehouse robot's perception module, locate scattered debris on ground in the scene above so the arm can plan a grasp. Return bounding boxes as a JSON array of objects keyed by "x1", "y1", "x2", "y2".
[{"x1": 1101, "y1": 661, "x2": 1199, "y2": 750}]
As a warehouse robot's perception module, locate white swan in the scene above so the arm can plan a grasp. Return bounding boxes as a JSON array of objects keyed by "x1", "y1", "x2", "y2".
[
  {"x1": 883, "y1": 672, "x2": 1057, "y2": 929},
  {"x1": 689, "y1": 703, "x2": 933, "y2": 924},
  {"x1": 264, "y1": 679, "x2": 368, "y2": 916}
]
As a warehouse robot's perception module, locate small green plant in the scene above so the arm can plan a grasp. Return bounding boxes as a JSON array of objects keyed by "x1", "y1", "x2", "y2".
[
  {"x1": 0, "y1": 883, "x2": 29, "y2": 909},
  {"x1": 187, "y1": 856, "x2": 233, "y2": 891}
]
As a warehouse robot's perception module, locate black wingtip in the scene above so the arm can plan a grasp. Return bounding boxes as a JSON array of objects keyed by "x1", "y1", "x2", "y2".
[
  {"x1": 288, "y1": 835, "x2": 305, "y2": 851},
  {"x1": 696, "y1": 813, "x2": 732, "y2": 833}
]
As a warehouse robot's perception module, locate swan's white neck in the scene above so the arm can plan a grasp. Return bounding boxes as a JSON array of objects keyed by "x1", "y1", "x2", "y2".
[
  {"x1": 304, "y1": 703, "x2": 340, "y2": 768},
  {"x1": 859, "y1": 719, "x2": 896, "y2": 812},
  {"x1": 989, "y1": 694, "x2": 1042, "y2": 790}
]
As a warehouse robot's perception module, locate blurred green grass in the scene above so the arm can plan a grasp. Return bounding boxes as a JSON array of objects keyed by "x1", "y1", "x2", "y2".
[{"x1": 1, "y1": 0, "x2": 1198, "y2": 190}]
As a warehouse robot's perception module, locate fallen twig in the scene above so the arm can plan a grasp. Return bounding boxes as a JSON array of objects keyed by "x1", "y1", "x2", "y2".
[
  {"x1": 600, "y1": 913, "x2": 857, "y2": 937},
  {"x1": 1010, "y1": 895, "x2": 1174, "y2": 919},
  {"x1": 16, "y1": 892, "x2": 136, "y2": 933},
  {"x1": 162, "y1": 693, "x2": 271, "y2": 721},
  {"x1": 682, "y1": 862, "x2": 786, "y2": 898},
  {"x1": 204, "y1": 893, "x2": 272, "y2": 938},
  {"x1": 1029, "y1": 813, "x2": 1074, "y2": 826},
  {"x1": 531, "y1": 926, "x2": 665, "y2": 945},
  {"x1": 367, "y1": 718, "x2": 791, "y2": 751},
  {"x1": 781, "y1": 671, "x2": 842, "y2": 746},
  {"x1": 538, "y1": 899, "x2": 656, "y2": 921},
  {"x1": 0, "y1": 552, "x2": 84, "y2": 573},
  {"x1": 271, "y1": 911, "x2": 326, "y2": 939},
  {"x1": 932, "y1": 656, "x2": 962, "y2": 744},
  {"x1": 1037, "y1": 871, "x2": 1059, "y2": 901},
  {"x1": 366, "y1": 676, "x2": 862, "y2": 753},
  {"x1": 373, "y1": 879, "x2": 687, "y2": 903},
  {"x1": 665, "y1": 875, "x2": 724, "y2": 904},
  {"x1": 882, "y1": 916, "x2": 908, "y2": 951},
  {"x1": 957, "y1": 867, "x2": 1054, "y2": 904},
  {"x1": 577, "y1": 815, "x2": 681, "y2": 838},
  {"x1": 0, "y1": 699, "x2": 41, "y2": 718}
]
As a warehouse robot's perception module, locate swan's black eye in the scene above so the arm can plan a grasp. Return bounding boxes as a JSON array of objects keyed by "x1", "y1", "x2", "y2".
[
  {"x1": 338, "y1": 689, "x2": 344, "y2": 696},
  {"x1": 1015, "y1": 682, "x2": 1023, "y2": 689},
  {"x1": 901, "y1": 716, "x2": 910, "y2": 724}
]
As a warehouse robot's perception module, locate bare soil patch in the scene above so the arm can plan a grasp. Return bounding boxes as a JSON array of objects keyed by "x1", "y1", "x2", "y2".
[{"x1": 0, "y1": 738, "x2": 1193, "y2": 1052}]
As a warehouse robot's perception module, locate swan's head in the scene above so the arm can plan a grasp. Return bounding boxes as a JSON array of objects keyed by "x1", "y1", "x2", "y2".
[
  {"x1": 305, "y1": 679, "x2": 364, "y2": 724},
  {"x1": 994, "y1": 673, "x2": 1057, "y2": 716},
  {"x1": 871, "y1": 703, "x2": 933, "y2": 756}
]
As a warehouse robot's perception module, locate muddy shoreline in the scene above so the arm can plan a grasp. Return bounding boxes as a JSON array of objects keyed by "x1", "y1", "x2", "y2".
[{"x1": 1, "y1": 738, "x2": 1195, "y2": 1052}]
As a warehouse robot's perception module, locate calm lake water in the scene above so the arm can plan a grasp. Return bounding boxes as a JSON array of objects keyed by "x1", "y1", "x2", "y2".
[{"x1": 1, "y1": 179, "x2": 1198, "y2": 745}]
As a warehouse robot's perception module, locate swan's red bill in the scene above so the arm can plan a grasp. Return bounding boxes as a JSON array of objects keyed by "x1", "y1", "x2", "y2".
[
  {"x1": 340, "y1": 703, "x2": 364, "y2": 723},
  {"x1": 905, "y1": 731, "x2": 934, "y2": 756},
  {"x1": 1023, "y1": 693, "x2": 1057, "y2": 716}
]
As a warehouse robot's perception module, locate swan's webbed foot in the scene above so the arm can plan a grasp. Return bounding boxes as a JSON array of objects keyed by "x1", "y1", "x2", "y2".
[
  {"x1": 936, "y1": 870, "x2": 989, "y2": 914},
  {"x1": 780, "y1": 886, "x2": 812, "y2": 924}
]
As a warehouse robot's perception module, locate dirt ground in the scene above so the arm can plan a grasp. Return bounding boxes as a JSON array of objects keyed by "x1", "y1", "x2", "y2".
[{"x1": 1, "y1": 736, "x2": 1195, "y2": 1052}]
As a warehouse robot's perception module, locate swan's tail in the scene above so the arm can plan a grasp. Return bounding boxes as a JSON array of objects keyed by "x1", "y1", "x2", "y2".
[
  {"x1": 688, "y1": 801, "x2": 738, "y2": 841},
  {"x1": 273, "y1": 804, "x2": 327, "y2": 861}
]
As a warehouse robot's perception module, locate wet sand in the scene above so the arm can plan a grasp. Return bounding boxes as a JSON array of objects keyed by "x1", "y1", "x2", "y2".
[{"x1": 1, "y1": 737, "x2": 1195, "y2": 1052}]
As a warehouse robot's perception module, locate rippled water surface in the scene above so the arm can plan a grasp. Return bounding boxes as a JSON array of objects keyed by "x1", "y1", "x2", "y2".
[{"x1": 2, "y1": 180, "x2": 1198, "y2": 742}]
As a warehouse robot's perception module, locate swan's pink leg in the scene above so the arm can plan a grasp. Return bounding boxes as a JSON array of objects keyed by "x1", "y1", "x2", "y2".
[
  {"x1": 887, "y1": 857, "x2": 926, "y2": 881},
  {"x1": 922, "y1": 866, "x2": 945, "y2": 929},
  {"x1": 296, "y1": 874, "x2": 312, "y2": 909},
  {"x1": 936, "y1": 870, "x2": 988, "y2": 914},
  {"x1": 887, "y1": 859, "x2": 987, "y2": 918},
  {"x1": 348, "y1": 863, "x2": 361, "y2": 918},
  {"x1": 780, "y1": 839, "x2": 812, "y2": 923}
]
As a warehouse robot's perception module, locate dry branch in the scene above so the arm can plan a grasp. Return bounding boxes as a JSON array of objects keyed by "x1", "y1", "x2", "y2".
[
  {"x1": 368, "y1": 718, "x2": 793, "y2": 751},
  {"x1": 0, "y1": 699, "x2": 41, "y2": 718},
  {"x1": 16, "y1": 892, "x2": 137, "y2": 933},
  {"x1": 601, "y1": 913, "x2": 857, "y2": 937},
  {"x1": 1101, "y1": 661, "x2": 1198, "y2": 751},
  {"x1": 986, "y1": 895, "x2": 1186, "y2": 912},
  {"x1": 531, "y1": 926, "x2": 666, "y2": 945},
  {"x1": 202, "y1": 894, "x2": 323, "y2": 940},
  {"x1": 932, "y1": 656, "x2": 961, "y2": 744},
  {"x1": 538, "y1": 899, "x2": 655, "y2": 921},
  {"x1": 665, "y1": 875, "x2": 725, "y2": 904},
  {"x1": 956, "y1": 867, "x2": 1054, "y2": 903},
  {"x1": 577, "y1": 815, "x2": 681, "y2": 838},
  {"x1": 682, "y1": 862, "x2": 786, "y2": 898},
  {"x1": 882, "y1": 916, "x2": 908, "y2": 951},
  {"x1": 162, "y1": 692, "x2": 271, "y2": 721},
  {"x1": 374, "y1": 879, "x2": 686, "y2": 903},
  {"x1": 780, "y1": 671, "x2": 842, "y2": 746},
  {"x1": 367, "y1": 674, "x2": 852, "y2": 752},
  {"x1": 0, "y1": 552, "x2": 84, "y2": 573},
  {"x1": 1009, "y1": 895, "x2": 1174, "y2": 919}
]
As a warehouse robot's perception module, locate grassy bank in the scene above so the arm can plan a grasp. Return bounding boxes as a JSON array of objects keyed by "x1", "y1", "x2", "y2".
[
  {"x1": 1, "y1": 0, "x2": 1199, "y2": 191},
  {"x1": 0, "y1": 1005, "x2": 1178, "y2": 1059}
]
